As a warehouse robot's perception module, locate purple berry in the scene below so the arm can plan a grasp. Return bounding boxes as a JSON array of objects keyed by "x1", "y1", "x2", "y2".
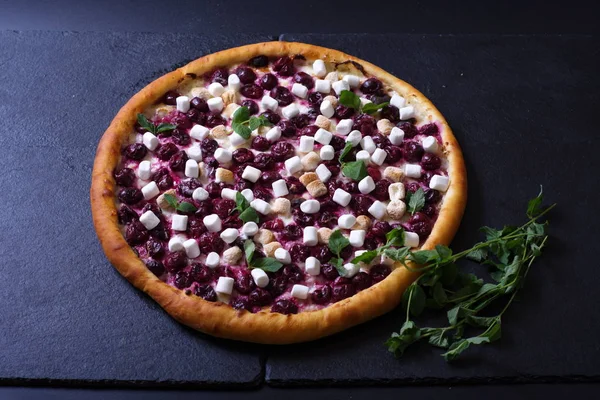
[
  {"x1": 156, "y1": 142, "x2": 178, "y2": 161},
  {"x1": 259, "y1": 73, "x2": 278, "y2": 90},
  {"x1": 163, "y1": 90, "x2": 179, "y2": 105},
  {"x1": 118, "y1": 188, "x2": 143, "y2": 205},
  {"x1": 145, "y1": 259, "x2": 165, "y2": 276},
  {"x1": 200, "y1": 138, "x2": 219, "y2": 155},
  {"x1": 211, "y1": 68, "x2": 229, "y2": 85},
  {"x1": 271, "y1": 142, "x2": 294, "y2": 161},
  {"x1": 117, "y1": 204, "x2": 138, "y2": 224},
  {"x1": 190, "y1": 97, "x2": 208, "y2": 111},
  {"x1": 177, "y1": 178, "x2": 201, "y2": 197},
  {"x1": 163, "y1": 251, "x2": 187, "y2": 272},
  {"x1": 270, "y1": 86, "x2": 294, "y2": 106},
  {"x1": 249, "y1": 55, "x2": 268, "y2": 68},
  {"x1": 113, "y1": 168, "x2": 135, "y2": 187},
  {"x1": 272, "y1": 57, "x2": 295, "y2": 76},
  {"x1": 241, "y1": 99, "x2": 259, "y2": 115},
  {"x1": 404, "y1": 142, "x2": 424, "y2": 162},
  {"x1": 260, "y1": 110, "x2": 281, "y2": 124},
  {"x1": 123, "y1": 143, "x2": 147, "y2": 160},
  {"x1": 370, "y1": 264, "x2": 391, "y2": 283},
  {"x1": 352, "y1": 272, "x2": 373, "y2": 291},
  {"x1": 125, "y1": 221, "x2": 149, "y2": 245},
  {"x1": 271, "y1": 299, "x2": 298, "y2": 314},
  {"x1": 360, "y1": 78, "x2": 382, "y2": 94},
  {"x1": 236, "y1": 66, "x2": 257, "y2": 84},
  {"x1": 251, "y1": 136, "x2": 270, "y2": 151},
  {"x1": 195, "y1": 285, "x2": 217, "y2": 302},
  {"x1": 293, "y1": 72, "x2": 314, "y2": 89},
  {"x1": 169, "y1": 151, "x2": 188, "y2": 172},
  {"x1": 311, "y1": 286, "x2": 332, "y2": 304},
  {"x1": 240, "y1": 83, "x2": 263, "y2": 99},
  {"x1": 421, "y1": 153, "x2": 442, "y2": 170}
]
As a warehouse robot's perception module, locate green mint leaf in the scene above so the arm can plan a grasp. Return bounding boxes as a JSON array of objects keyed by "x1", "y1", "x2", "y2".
[
  {"x1": 409, "y1": 249, "x2": 439, "y2": 265},
  {"x1": 383, "y1": 247, "x2": 411, "y2": 262},
  {"x1": 362, "y1": 101, "x2": 389, "y2": 115},
  {"x1": 342, "y1": 160, "x2": 368, "y2": 181},
  {"x1": 465, "y1": 315, "x2": 499, "y2": 328},
  {"x1": 330, "y1": 257, "x2": 346, "y2": 276},
  {"x1": 232, "y1": 106, "x2": 250, "y2": 124},
  {"x1": 339, "y1": 142, "x2": 354, "y2": 163},
  {"x1": 338, "y1": 90, "x2": 361, "y2": 110},
  {"x1": 235, "y1": 192, "x2": 250, "y2": 213},
  {"x1": 466, "y1": 247, "x2": 488, "y2": 262},
  {"x1": 481, "y1": 318, "x2": 502, "y2": 342},
  {"x1": 176, "y1": 201, "x2": 197, "y2": 213},
  {"x1": 137, "y1": 113, "x2": 156, "y2": 133},
  {"x1": 385, "y1": 227, "x2": 405, "y2": 247},
  {"x1": 480, "y1": 226, "x2": 503, "y2": 241},
  {"x1": 251, "y1": 257, "x2": 284, "y2": 272},
  {"x1": 402, "y1": 284, "x2": 426, "y2": 317},
  {"x1": 248, "y1": 115, "x2": 271, "y2": 130},
  {"x1": 386, "y1": 320, "x2": 422, "y2": 357},
  {"x1": 406, "y1": 188, "x2": 426, "y2": 214},
  {"x1": 432, "y1": 282, "x2": 448, "y2": 306},
  {"x1": 163, "y1": 193, "x2": 179, "y2": 209},
  {"x1": 526, "y1": 186, "x2": 544, "y2": 219},
  {"x1": 441, "y1": 339, "x2": 472, "y2": 361},
  {"x1": 232, "y1": 122, "x2": 252, "y2": 139},
  {"x1": 422, "y1": 328, "x2": 450, "y2": 349},
  {"x1": 328, "y1": 230, "x2": 350, "y2": 257},
  {"x1": 244, "y1": 239, "x2": 256, "y2": 264},
  {"x1": 351, "y1": 250, "x2": 379, "y2": 265},
  {"x1": 435, "y1": 245, "x2": 453, "y2": 262},
  {"x1": 239, "y1": 207, "x2": 259, "y2": 224},
  {"x1": 156, "y1": 123, "x2": 176, "y2": 133}
]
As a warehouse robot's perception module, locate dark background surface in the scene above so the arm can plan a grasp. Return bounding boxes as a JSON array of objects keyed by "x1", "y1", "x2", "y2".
[{"x1": 1, "y1": 0, "x2": 599, "y2": 398}]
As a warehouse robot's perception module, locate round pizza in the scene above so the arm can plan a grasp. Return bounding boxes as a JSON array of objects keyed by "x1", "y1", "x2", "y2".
[{"x1": 90, "y1": 42, "x2": 467, "y2": 344}]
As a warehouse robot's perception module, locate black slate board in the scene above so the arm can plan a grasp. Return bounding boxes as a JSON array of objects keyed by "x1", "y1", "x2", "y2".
[
  {"x1": 0, "y1": 31, "x2": 277, "y2": 387},
  {"x1": 264, "y1": 34, "x2": 600, "y2": 385}
]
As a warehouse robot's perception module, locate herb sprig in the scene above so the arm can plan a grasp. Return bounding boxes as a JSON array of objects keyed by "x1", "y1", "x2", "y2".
[
  {"x1": 244, "y1": 240, "x2": 283, "y2": 272},
  {"x1": 231, "y1": 106, "x2": 271, "y2": 139},
  {"x1": 338, "y1": 90, "x2": 388, "y2": 115},
  {"x1": 351, "y1": 227, "x2": 407, "y2": 265},
  {"x1": 406, "y1": 188, "x2": 426, "y2": 215},
  {"x1": 234, "y1": 192, "x2": 259, "y2": 224},
  {"x1": 327, "y1": 230, "x2": 351, "y2": 275},
  {"x1": 386, "y1": 188, "x2": 555, "y2": 361},
  {"x1": 338, "y1": 142, "x2": 368, "y2": 182},
  {"x1": 163, "y1": 193, "x2": 197, "y2": 213},
  {"x1": 137, "y1": 113, "x2": 176, "y2": 135}
]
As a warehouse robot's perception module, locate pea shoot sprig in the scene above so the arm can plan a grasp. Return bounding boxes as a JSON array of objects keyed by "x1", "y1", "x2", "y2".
[
  {"x1": 231, "y1": 106, "x2": 271, "y2": 139},
  {"x1": 137, "y1": 113, "x2": 176, "y2": 135},
  {"x1": 385, "y1": 188, "x2": 555, "y2": 361}
]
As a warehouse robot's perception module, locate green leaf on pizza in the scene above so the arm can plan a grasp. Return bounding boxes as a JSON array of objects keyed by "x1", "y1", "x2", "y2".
[
  {"x1": 328, "y1": 229, "x2": 350, "y2": 257},
  {"x1": 239, "y1": 207, "x2": 259, "y2": 224},
  {"x1": 406, "y1": 188, "x2": 426, "y2": 214},
  {"x1": 338, "y1": 90, "x2": 361, "y2": 110},
  {"x1": 342, "y1": 160, "x2": 368, "y2": 181},
  {"x1": 339, "y1": 142, "x2": 354, "y2": 163},
  {"x1": 251, "y1": 257, "x2": 284, "y2": 272},
  {"x1": 362, "y1": 101, "x2": 389, "y2": 115}
]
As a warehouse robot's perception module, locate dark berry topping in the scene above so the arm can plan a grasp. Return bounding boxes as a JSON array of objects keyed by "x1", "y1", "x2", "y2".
[
  {"x1": 211, "y1": 67, "x2": 229, "y2": 85},
  {"x1": 177, "y1": 178, "x2": 201, "y2": 197},
  {"x1": 125, "y1": 221, "x2": 149, "y2": 245},
  {"x1": 421, "y1": 153, "x2": 442, "y2": 170},
  {"x1": 307, "y1": 92, "x2": 324, "y2": 105},
  {"x1": 172, "y1": 129, "x2": 191, "y2": 146},
  {"x1": 271, "y1": 299, "x2": 298, "y2": 314},
  {"x1": 235, "y1": 273, "x2": 256, "y2": 295},
  {"x1": 200, "y1": 138, "x2": 219, "y2": 155},
  {"x1": 404, "y1": 142, "x2": 424, "y2": 162},
  {"x1": 232, "y1": 297, "x2": 251, "y2": 311},
  {"x1": 271, "y1": 142, "x2": 295, "y2": 161},
  {"x1": 259, "y1": 73, "x2": 278, "y2": 90},
  {"x1": 114, "y1": 168, "x2": 135, "y2": 187},
  {"x1": 249, "y1": 55, "x2": 268, "y2": 68},
  {"x1": 146, "y1": 238, "x2": 165, "y2": 258},
  {"x1": 272, "y1": 56, "x2": 295, "y2": 76},
  {"x1": 249, "y1": 288, "x2": 272, "y2": 307},
  {"x1": 163, "y1": 251, "x2": 187, "y2": 272},
  {"x1": 195, "y1": 285, "x2": 217, "y2": 302},
  {"x1": 270, "y1": 86, "x2": 294, "y2": 106},
  {"x1": 241, "y1": 99, "x2": 259, "y2": 115},
  {"x1": 335, "y1": 105, "x2": 355, "y2": 119},
  {"x1": 277, "y1": 120, "x2": 297, "y2": 138},
  {"x1": 311, "y1": 285, "x2": 332, "y2": 304},
  {"x1": 251, "y1": 136, "x2": 270, "y2": 151},
  {"x1": 332, "y1": 284, "x2": 356, "y2": 302},
  {"x1": 123, "y1": 143, "x2": 147, "y2": 160},
  {"x1": 236, "y1": 66, "x2": 257, "y2": 84},
  {"x1": 118, "y1": 204, "x2": 138, "y2": 224},
  {"x1": 289, "y1": 243, "x2": 310, "y2": 260},
  {"x1": 198, "y1": 232, "x2": 224, "y2": 254},
  {"x1": 293, "y1": 72, "x2": 314, "y2": 89},
  {"x1": 260, "y1": 110, "x2": 281, "y2": 124},
  {"x1": 205, "y1": 113, "x2": 226, "y2": 128},
  {"x1": 380, "y1": 105, "x2": 399, "y2": 122},
  {"x1": 118, "y1": 188, "x2": 143, "y2": 205},
  {"x1": 174, "y1": 271, "x2": 192, "y2": 289},
  {"x1": 240, "y1": 83, "x2": 263, "y2": 99},
  {"x1": 370, "y1": 264, "x2": 391, "y2": 282},
  {"x1": 190, "y1": 97, "x2": 208, "y2": 111},
  {"x1": 360, "y1": 78, "x2": 382, "y2": 94},
  {"x1": 253, "y1": 153, "x2": 274, "y2": 169},
  {"x1": 352, "y1": 272, "x2": 373, "y2": 291},
  {"x1": 372, "y1": 179, "x2": 391, "y2": 201},
  {"x1": 419, "y1": 123, "x2": 439, "y2": 136},
  {"x1": 168, "y1": 151, "x2": 188, "y2": 172},
  {"x1": 163, "y1": 90, "x2": 180, "y2": 105},
  {"x1": 397, "y1": 122, "x2": 418, "y2": 138},
  {"x1": 145, "y1": 259, "x2": 165, "y2": 277},
  {"x1": 156, "y1": 142, "x2": 178, "y2": 161}
]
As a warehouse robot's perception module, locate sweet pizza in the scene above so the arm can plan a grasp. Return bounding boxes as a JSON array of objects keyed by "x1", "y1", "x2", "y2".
[{"x1": 90, "y1": 42, "x2": 467, "y2": 344}]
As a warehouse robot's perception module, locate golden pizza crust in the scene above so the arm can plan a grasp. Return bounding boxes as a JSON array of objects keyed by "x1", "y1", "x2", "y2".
[{"x1": 90, "y1": 41, "x2": 467, "y2": 344}]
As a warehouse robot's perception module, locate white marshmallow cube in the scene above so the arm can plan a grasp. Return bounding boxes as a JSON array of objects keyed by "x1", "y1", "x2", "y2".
[
  {"x1": 314, "y1": 128, "x2": 333, "y2": 145},
  {"x1": 371, "y1": 148, "x2": 388, "y2": 166},
  {"x1": 315, "y1": 164, "x2": 332, "y2": 182},
  {"x1": 332, "y1": 80, "x2": 350, "y2": 95},
  {"x1": 422, "y1": 136, "x2": 439, "y2": 153},
  {"x1": 291, "y1": 284, "x2": 309, "y2": 300},
  {"x1": 171, "y1": 214, "x2": 188, "y2": 231},
  {"x1": 332, "y1": 188, "x2": 352, "y2": 206},
  {"x1": 142, "y1": 132, "x2": 159, "y2": 151},
  {"x1": 343, "y1": 74, "x2": 360, "y2": 88},
  {"x1": 261, "y1": 95, "x2": 278, "y2": 111},
  {"x1": 399, "y1": 105, "x2": 415, "y2": 120},
  {"x1": 404, "y1": 231, "x2": 420, "y2": 248},
  {"x1": 190, "y1": 125, "x2": 210, "y2": 141},
  {"x1": 320, "y1": 100, "x2": 335, "y2": 118},
  {"x1": 274, "y1": 248, "x2": 291, "y2": 264},
  {"x1": 139, "y1": 210, "x2": 160, "y2": 230},
  {"x1": 430, "y1": 175, "x2": 450, "y2": 192},
  {"x1": 358, "y1": 176, "x2": 376, "y2": 194},
  {"x1": 266, "y1": 126, "x2": 282, "y2": 142},
  {"x1": 313, "y1": 59, "x2": 327, "y2": 77},
  {"x1": 207, "y1": 97, "x2": 224, "y2": 112},
  {"x1": 300, "y1": 199, "x2": 320, "y2": 214},
  {"x1": 242, "y1": 221, "x2": 259, "y2": 237},
  {"x1": 168, "y1": 236, "x2": 185, "y2": 252},
  {"x1": 220, "y1": 228, "x2": 239, "y2": 244},
  {"x1": 272, "y1": 179, "x2": 289, "y2": 198},
  {"x1": 305, "y1": 257, "x2": 321, "y2": 276},
  {"x1": 390, "y1": 94, "x2": 406, "y2": 109},
  {"x1": 404, "y1": 164, "x2": 422, "y2": 178},
  {"x1": 303, "y1": 226, "x2": 318, "y2": 246},
  {"x1": 346, "y1": 130, "x2": 362, "y2": 147},
  {"x1": 242, "y1": 166, "x2": 261, "y2": 182},
  {"x1": 251, "y1": 268, "x2": 269, "y2": 288},
  {"x1": 216, "y1": 276, "x2": 234, "y2": 294},
  {"x1": 208, "y1": 82, "x2": 225, "y2": 97},
  {"x1": 299, "y1": 136, "x2": 315, "y2": 153},
  {"x1": 338, "y1": 214, "x2": 357, "y2": 229},
  {"x1": 336, "y1": 119, "x2": 353, "y2": 135},
  {"x1": 221, "y1": 188, "x2": 238, "y2": 200},
  {"x1": 349, "y1": 230, "x2": 366, "y2": 247},
  {"x1": 355, "y1": 150, "x2": 371, "y2": 163},
  {"x1": 214, "y1": 148, "x2": 232, "y2": 163},
  {"x1": 183, "y1": 239, "x2": 200, "y2": 258},
  {"x1": 205, "y1": 252, "x2": 220, "y2": 268},
  {"x1": 141, "y1": 181, "x2": 160, "y2": 200},
  {"x1": 241, "y1": 188, "x2": 254, "y2": 202},
  {"x1": 320, "y1": 145, "x2": 335, "y2": 160},
  {"x1": 315, "y1": 79, "x2": 331, "y2": 93},
  {"x1": 176, "y1": 96, "x2": 190, "y2": 113},
  {"x1": 192, "y1": 187, "x2": 209, "y2": 201},
  {"x1": 185, "y1": 159, "x2": 199, "y2": 178},
  {"x1": 186, "y1": 145, "x2": 203, "y2": 161},
  {"x1": 360, "y1": 136, "x2": 376, "y2": 154},
  {"x1": 368, "y1": 200, "x2": 387, "y2": 219},
  {"x1": 343, "y1": 263, "x2": 360, "y2": 278},
  {"x1": 229, "y1": 132, "x2": 247, "y2": 147},
  {"x1": 250, "y1": 199, "x2": 272, "y2": 215},
  {"x1": 282, "y1": 104, "x2": 299, "y2": 119},
  {"x1": 203, "y1": 214, "x2": 222, "y2": 232},
  {"x1": 137, "y1": 160, "x2": 152, "y2": 180},
  {"x1": 291, "y1": 83, "x2": 308, "y2": 98},
  {"x1": 389, "y1": 127, "x2": 405, "y2": 145},
  {"x1": 228, "y1": 74, "x2": 241, "y2": 91},
  {"x1": 284, "y1": 156, "x2": 303, "y2": 174}
]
